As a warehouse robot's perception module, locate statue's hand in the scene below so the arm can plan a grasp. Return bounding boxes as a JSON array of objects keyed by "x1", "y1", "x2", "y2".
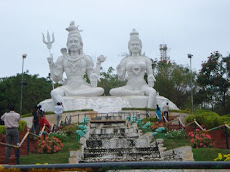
[
  {"x1": 117, "y1": 64, "x2": 124, "y2": 73},
  {"x1": 148, "y1": 75, "x2": 156, "y2": 87},
  {"x1": 97, "y1": 55, "x2": 106, "y2": 63},
  {"x1": 90, "y1": 73, "x2": 98, "y2": 88},
  {"x1": 47, "y1": 54, "x2": 54, "y2": 65}
]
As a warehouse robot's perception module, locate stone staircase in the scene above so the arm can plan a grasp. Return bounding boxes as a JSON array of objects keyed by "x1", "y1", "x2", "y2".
[{"x1": 79, "y1": 116, "x2": 162, "y2": 162}]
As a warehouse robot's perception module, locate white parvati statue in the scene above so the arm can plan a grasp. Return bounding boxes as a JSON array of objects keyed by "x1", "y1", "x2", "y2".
[
  {"x1": 47, "y1": 21, "x2": 105, "y2": 108},
  {"x1": 110, "y1": 29, "x2": 157, "y2": 108}
]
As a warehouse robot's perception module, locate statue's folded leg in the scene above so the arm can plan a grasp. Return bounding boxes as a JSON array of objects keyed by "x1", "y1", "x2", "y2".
[
  {"x1": 70, "y1": 87, "x2": 104, "y2": 96},
  {"x1": 110, "y1": 87, "x2": 144, "y2": 96},
  {"x1": 51, "y1": 88, "x2": 65, "y2": 105},
  {"x1": 145, "y1": 88, "x2": 156, "y2": 108}
]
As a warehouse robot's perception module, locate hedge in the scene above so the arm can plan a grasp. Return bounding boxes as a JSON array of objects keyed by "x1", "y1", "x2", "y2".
[
  {"x1": 186, "y1": 110, "x2": 230, "y2": 129},
  {"x1": 0, "y1": 120, "x2": 27, "y2": 135}
]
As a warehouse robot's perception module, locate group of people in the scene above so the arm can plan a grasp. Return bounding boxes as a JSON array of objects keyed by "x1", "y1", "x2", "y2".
[
  {"x1": 31, "y1": 105, "x2": 50, "y2": 135},
  {"x1": 155, "y1": 103, "x2": 170, "y2": 122},
  {"x1": 32, "y1": 102, "x2": 64, "y2": 134}
]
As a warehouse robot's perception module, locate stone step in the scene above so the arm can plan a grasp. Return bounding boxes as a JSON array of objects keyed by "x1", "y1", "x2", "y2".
[
  {"x1": 89, "y1": 134, "x2": 139, "y2": 139},
  {"x1": 84, "y1": 147, "x2": 159, "y2": 154},
  {"x1": 82, "y1": 152, "x2": 162, "y2": 162},
  {"x1": 83, "y1": 151, "x2": 161, "y2": 161},
  {"x1": 86, "y1": 137, "x2": 150, "y2": 149}
]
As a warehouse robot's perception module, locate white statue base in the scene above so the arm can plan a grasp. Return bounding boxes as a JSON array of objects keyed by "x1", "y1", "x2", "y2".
[{"x1": 39, "y1": 96, "x2": 179, "y2": 113}]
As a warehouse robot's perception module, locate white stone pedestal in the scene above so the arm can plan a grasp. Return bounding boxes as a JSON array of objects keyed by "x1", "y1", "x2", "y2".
[{"x1": 39, "y1": 96, "x2": 178, "y2": 113}]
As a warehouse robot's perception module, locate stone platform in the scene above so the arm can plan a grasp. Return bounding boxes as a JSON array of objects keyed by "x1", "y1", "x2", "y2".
[{"x1": 39, "y1": 96, "x2": 179, "y2": 113}]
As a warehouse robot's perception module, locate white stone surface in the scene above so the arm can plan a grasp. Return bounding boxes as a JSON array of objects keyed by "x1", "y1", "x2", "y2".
[
  {"x1": 109, "y1": 29, "x2": 157, "y2": 109},
  {"x1": 46, "y1": 21, "x2": 105, "y2": 107},
  {"x1": 39, "y1": 95, "x2": 179, "y2": 113}
]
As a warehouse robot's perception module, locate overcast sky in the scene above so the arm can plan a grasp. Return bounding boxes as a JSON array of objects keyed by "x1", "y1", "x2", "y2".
[{"x1": 0, "y1": 0, "x2": 229, "y2": 78}]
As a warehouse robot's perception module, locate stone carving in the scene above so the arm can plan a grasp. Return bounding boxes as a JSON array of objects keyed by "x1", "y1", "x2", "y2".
[
  {"x1": 46, "y1": 21, "x2": 106, "y2": 108},
  {"x1": 110, "y1": 29, "x2": 156, "y2": 108}
]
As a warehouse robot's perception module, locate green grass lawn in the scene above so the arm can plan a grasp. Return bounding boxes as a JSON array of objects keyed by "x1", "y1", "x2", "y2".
[
  {"x1": 163, "y1": 137, "x2": 230, "y2": 161},
  {"x1": 20, "y1": 135, "x2": 81, "y2": 164},
  {"x1": 163, "y1": 137, "x2": 191, "y2": 150},
  {"x1": 193, "y1": 148, "x2": 230, "y2": 161}
]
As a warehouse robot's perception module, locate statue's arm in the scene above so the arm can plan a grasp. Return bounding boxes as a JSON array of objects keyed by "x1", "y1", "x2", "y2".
[
  {"x1": 47, "y1": 55, "x2": 64, "y2": 83},
  {"x1": 146, "y1": 57, "x2": 156, "y2": 87},
  {"x1": 85, "y1": 55, "x2": 99, "y2": 87},
  {"x1": 117, "y1": 59, "x2": 126, "y2": 81},
  {"x1": 85, "y1": 55, "x2": 94, "y2": 78}
]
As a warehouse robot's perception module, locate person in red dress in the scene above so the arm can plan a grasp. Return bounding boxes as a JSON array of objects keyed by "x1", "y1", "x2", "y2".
[{"x1": 37, "y1": 110, "x2": 51, "y2": 130}]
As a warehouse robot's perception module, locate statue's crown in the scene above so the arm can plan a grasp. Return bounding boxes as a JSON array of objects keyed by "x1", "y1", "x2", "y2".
[
  {"x1": 130, "y1": 29, "x2": 139, "y2": 41},
  {"x1": 66, "y1": 21, "x2": 83, "y2": 37}
]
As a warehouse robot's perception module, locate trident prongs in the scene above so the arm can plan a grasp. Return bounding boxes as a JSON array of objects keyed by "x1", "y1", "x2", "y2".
[{"x1": 42, "y1": 31, "x2": 55, "y2": 50}]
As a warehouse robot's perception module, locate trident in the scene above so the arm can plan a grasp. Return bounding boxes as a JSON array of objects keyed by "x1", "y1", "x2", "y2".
[
  {"x1": 42, "y1": 31, "x2": 55, "y2": 56},
  {"x1": 42, "y1": 31, "x2": 55, "y2": 89}
]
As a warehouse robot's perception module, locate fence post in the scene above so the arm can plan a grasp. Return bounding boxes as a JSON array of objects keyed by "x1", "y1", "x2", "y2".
[
  {"x1": 16, "y1": 145, "x2": 20, "y2": 165},
  {"x1": 194, "y1": 119, "x2": 196, "y2": 131},
  {"x1": 225, "y1": 125, "x2": 229, "y2": 149},
  {"x1": 27, "y1": 133, "x2": 30, "y2": 155},
  {"x1": 78, "y1": 113, "x2": 79, "y2": 124}
]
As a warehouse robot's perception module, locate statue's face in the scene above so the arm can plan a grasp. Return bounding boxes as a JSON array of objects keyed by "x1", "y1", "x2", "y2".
[
  {"x1": 129, "y1": 40, "x2": 141, "y2": 54},
  {"x1": 67, "y1": 36, "x2": 81, "y2": 52}
]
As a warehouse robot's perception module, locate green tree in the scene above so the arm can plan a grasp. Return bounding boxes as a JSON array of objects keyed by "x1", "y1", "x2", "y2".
[
  {"x1": 154, "y1": 60, "x2": 195, "y2": 109},
  {"x1": 0, "y1": 72, "x2": 52, "y2": 116},
  {"x1": 197, "y1": 52, "x2": 230, "y2": 115},
  {"x1": 98, "y1": 67, "x2": 126, "y2": 96}
]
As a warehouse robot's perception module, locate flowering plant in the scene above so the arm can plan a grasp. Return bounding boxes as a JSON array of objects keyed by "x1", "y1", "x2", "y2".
[
  {"x1": 165, "y1": 129, "x2": 185, "y2": 139},
  {"x1": 48, "y1": 131, "x2": 67, "y2": 142},
  {"x1": 151, "y1": 121, "x2": 164, "y2": 131},
  {"x1": 187, "y1": 129, "x2": 214, "y2": 148},
  {"x1": 61, "y1": 125, "x2": 77, "y2": 136},
  {"x1": 38, "y1": 136, "x2": 64, "y2": 154},
  {"x1": 214, "y1": 153, "x2": 230, "y2": 161}
]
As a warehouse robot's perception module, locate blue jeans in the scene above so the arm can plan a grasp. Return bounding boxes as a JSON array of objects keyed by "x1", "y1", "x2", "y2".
[{"x1": 5, "y1": 128, "x2": 19, "y2": 164}]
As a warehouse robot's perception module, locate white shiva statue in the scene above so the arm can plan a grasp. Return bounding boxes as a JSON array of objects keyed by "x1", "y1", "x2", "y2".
[
  {"x1": 110, "y1": 29, "x2": 156, "y2": 108},
  {"x1": 47, "y1": 21, "x2": 106, "y2": 108}
]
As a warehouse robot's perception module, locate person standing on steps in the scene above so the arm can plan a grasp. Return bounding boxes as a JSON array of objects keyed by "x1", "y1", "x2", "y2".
[
  {"x1": 55, "y1": 102, "x2": 64, "y2": 127},
  {"x1": 155, "y1": 104, "x2": 162, "y2": 122},
  {"x1": 1, "y1": 104, "x2": 20, "y2": 164},
  {"x1": 163, "y1": 102, "x2": 170, "y2": 121}
]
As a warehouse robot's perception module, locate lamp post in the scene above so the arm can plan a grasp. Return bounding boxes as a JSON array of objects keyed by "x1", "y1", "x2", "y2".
[
  {"x1": 20, "y1": 54, "x2": 27, "y2": 115},
  {"x1": 188, "y1": 54, "x2": 193, "y2": 115}
]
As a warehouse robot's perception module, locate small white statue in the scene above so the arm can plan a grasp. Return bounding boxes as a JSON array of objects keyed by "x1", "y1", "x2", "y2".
[
  {"x1": 110, "y1": 29, "x2": 156, "y2": 108},
  {"x1": 47, "y1": 21, "x2": 105, "y2": 108}
]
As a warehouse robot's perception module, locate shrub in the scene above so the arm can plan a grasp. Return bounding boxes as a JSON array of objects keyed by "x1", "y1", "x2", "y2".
[
  {"x1": 151, "y1": 121, "x2": 166, "y2": 131},
  {"x1": 19, "y1": 120, "x2": 27, "y2": 132},
  {"x1": 0, "y1": 125, "x2": 6, "y2": 135},
  {"x1": 218, "y1": 116, "x2": 230, "y2": 126},
  {"x1": 142, "y1": 117, "x2": 157, "y2": 123},
  {"x1": 0, "y1": 120, "x2": 27, "y2": 135},
  {"x1": 165, "y1": 129, "x2": 185, "y2": 139},
  {"x1": 61, "y1": 124, "x2": 78, "y2": 136},
  {"x1": 214, "y1": 153, "x2": 230, "y2": 161},
  {"x1": 186, "y1": 110, "x2": 220, "y2": 129},
  {"x1": 38, "y1": 137, "x2": 64, "y2": 154},
  {"x1": 48, "y1": 131, "x2": 67, "y2": 142},
  {"x1": 187, "y1": 129, "x2": 214, "y2": 148}
]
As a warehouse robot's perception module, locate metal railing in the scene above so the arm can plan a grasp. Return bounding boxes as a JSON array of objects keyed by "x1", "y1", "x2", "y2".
[{"x1": 2, "y1": 161, "x2": 230, "y2": 171}]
